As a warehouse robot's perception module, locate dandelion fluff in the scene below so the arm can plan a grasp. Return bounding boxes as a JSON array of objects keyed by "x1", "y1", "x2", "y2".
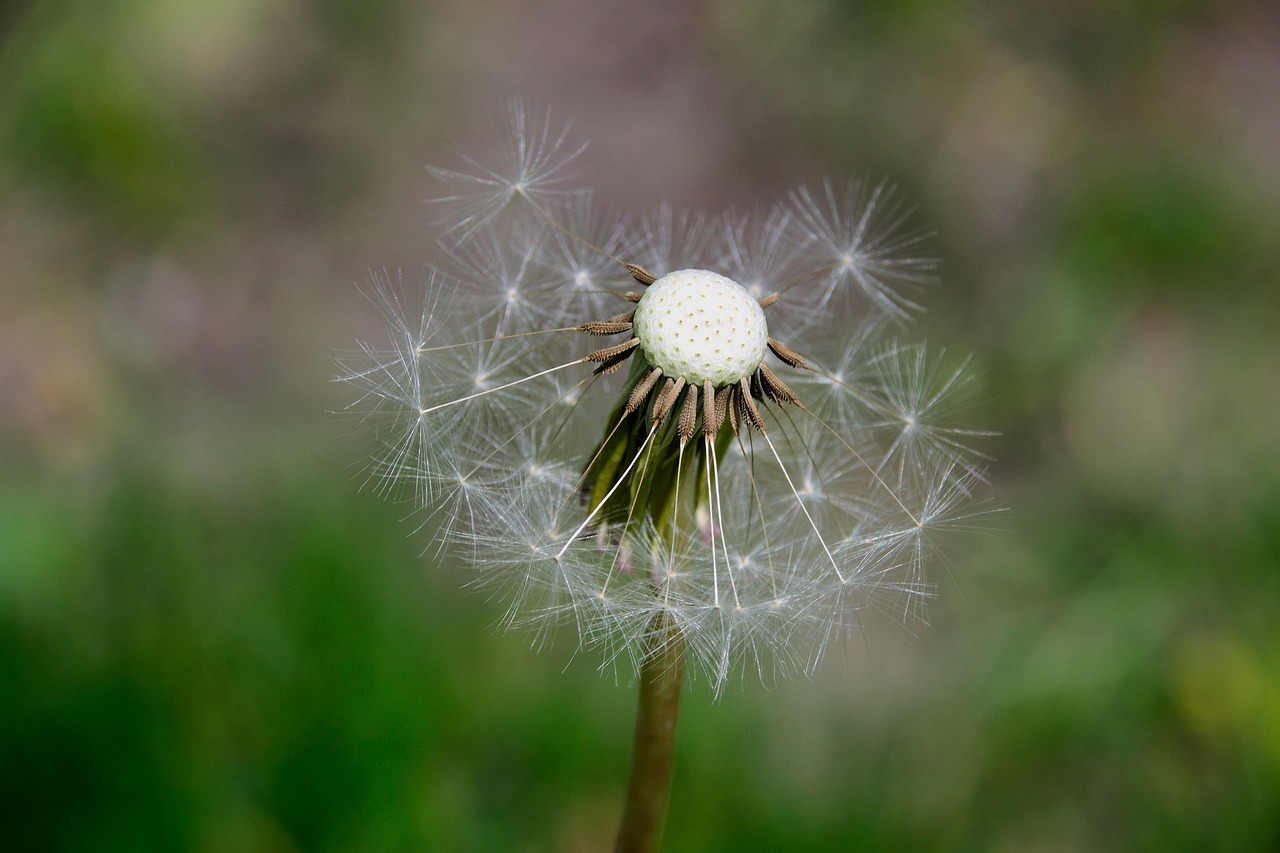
[{"x1": 339, "y1": 104, "x2": 988, "y2": 692}]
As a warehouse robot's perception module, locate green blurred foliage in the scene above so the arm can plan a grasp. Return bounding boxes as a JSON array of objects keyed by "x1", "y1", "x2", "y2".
[
  {"x1": 1, "y1": 2, "x2": 208, "y2": 237},
  {"x1": 2, "y1": 0, "x2": 1279, "y2": 849},
  {"x1": 1063, "y1": 160, "x2": 1260, "y2": 295}
]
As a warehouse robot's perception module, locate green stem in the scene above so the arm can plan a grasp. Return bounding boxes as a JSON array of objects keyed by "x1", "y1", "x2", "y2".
[{"x1": 614, "y1": 611, "x2": 686, "y2": 853}]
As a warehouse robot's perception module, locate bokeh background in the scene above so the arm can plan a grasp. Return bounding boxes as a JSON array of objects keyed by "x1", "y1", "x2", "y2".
[{"x1": 3, "y1": 0, "x2": 1279, "y2": 850}]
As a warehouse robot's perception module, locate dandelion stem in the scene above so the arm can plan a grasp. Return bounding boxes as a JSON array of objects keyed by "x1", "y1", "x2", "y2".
[{"x1": 615, "y1": 610, "x2": 686, "y2": 853}]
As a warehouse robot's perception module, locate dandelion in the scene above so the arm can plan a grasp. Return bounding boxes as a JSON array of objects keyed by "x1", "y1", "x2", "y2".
[{"x1": 338, "y1": 99, "x2": 989, "y2": 851}]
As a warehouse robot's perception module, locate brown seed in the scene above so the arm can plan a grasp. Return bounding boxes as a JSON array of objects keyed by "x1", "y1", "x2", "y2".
[
  {"x1": 702, "y1": 379, "x2": 716, "y2": 441},
  {"x1": 767, "y1": 337, "x2": 810, "y2": 370},
  {"x1": 758, "y1": 364, "x2": 800, "y2": 406},
  {"x1": 624, "y1": 367, "x2": 665, "y2": 416},
  {"x1": 738, "y1": 377, "x2": 766, "y2": 431},
  {"x1": 586, "y1": 337, "x2": 640, "y2": 375},
  {"x1": 626, "y1": 264, "x2": 657, "y2": 285},
  {"x1": 584, "y1": 337, "x2": 640, "y2": 364},
  {"x1": 652, "y1": 376, "x2": 686, "y2": 425},
  {"x1": 578, "y1": 309, "x2": 635, "y2": 336},
  {"x1": 713, "y1": 385, "x2": 731, "y2": 434},
  {"x1": 678, "y1": 383, "x2": 699, "y2": 444}
]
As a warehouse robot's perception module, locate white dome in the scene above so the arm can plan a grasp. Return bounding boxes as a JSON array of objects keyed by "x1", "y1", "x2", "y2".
[{"x1": 631, "y1": 269, "x2": 768, "y2": 386}]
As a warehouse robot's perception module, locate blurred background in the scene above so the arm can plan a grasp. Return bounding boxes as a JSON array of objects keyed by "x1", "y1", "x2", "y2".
[{"x1": 2, "y1": 0, "x2": 1278, "y2": 850}]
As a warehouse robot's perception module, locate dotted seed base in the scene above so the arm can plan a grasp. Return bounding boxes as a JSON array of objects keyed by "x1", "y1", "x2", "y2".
[{"x1": 632, "y1": 269, "x2": 768, "y2": 386}]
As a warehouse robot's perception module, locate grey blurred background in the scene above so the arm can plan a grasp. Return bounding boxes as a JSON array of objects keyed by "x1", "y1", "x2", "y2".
[{"x1": 2, "y1": 1, "x2": 1278, "y2": 850}]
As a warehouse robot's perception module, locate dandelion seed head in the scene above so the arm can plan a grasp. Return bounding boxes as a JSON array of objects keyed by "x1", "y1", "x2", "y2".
[{"x1": 339, "y1": 103, "x2": 993, "y2": 691}]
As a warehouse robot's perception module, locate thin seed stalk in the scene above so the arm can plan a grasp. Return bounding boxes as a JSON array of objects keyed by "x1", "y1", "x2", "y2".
[{"x1": 615, "y1": 610, "x2": 686, "y2": 853}]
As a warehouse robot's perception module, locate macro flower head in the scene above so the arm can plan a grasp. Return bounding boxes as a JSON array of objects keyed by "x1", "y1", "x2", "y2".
[{"x1": 340, "y1": 100, "x2": 989, "y2": 691}]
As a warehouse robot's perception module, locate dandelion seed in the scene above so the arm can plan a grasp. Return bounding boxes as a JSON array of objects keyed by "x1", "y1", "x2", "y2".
[
  {"x1": 789, "y1": 178, "x2": 938, "y2": 322},
  {"x1": 428, "y1": 97, "x2": 587, "y2": 242}
]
